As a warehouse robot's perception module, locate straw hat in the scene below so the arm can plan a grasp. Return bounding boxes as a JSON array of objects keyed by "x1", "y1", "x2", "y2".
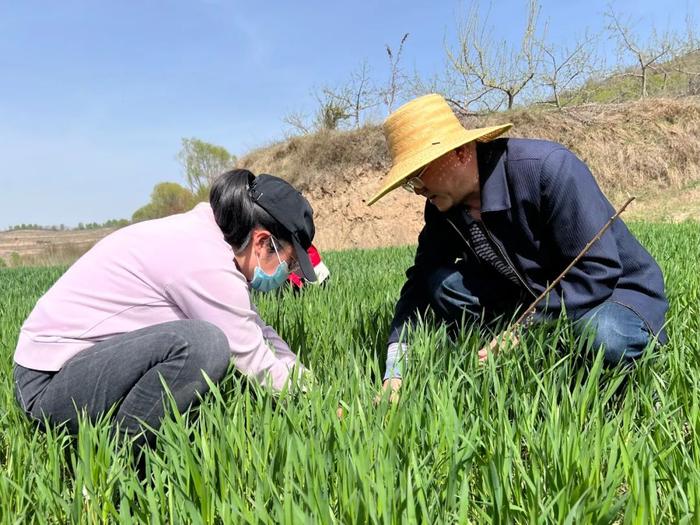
[{"x1": 367, "y1": 94, "x2": 512, "y2": 205}]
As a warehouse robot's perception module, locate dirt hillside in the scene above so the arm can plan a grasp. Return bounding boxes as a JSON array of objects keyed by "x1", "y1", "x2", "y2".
[
  {"x1": 241, "y1": 97, "x2": 700, "y2": 250},
  {"x1": 2, "y1": 97, "x2": 699, "y2": 265},
  {"x1": 0, "y1": 229, "x2": 115, "y2": 266}
]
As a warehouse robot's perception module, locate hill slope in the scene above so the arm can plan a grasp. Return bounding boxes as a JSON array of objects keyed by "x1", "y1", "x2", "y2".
[
  {"x1": 240, "y1": 96, "x2": 700, "y2": 250},
  {"x1": 2, "y1": 97, "x2": 698, "y2": 266}
]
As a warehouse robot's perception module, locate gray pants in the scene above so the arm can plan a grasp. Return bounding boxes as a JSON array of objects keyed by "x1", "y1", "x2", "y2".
[{"x1": 13, "y1": 320, "x2": 231, "y2": 448}]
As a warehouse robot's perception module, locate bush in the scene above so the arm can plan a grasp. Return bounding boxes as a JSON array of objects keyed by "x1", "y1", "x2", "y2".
[
  {"x1": 132, "y1": 182, "x2": 197, "y2": 222},
  {"x1": 9, "y1": 252, "x2": 21, "y2": 267}
]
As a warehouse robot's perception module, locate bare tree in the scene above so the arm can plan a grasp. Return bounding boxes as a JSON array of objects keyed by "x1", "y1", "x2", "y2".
[
  {"x1": 408, "y1": 65, "x2": 454, "y2": 103},
  {"x1": 688, "y1": 10, "x2": 699, "y2": 53},
  {"x1": 283, "y1": 89, "x2": 354, "y2": 135},
  {"x1": 433, "y1": 53, "x2": 487, "y2": 115},
  {"x1": 283, "y1": 111, "x2": 312, "y2": 135},
  {"x1": 284, "y1": 61, "x2": 379, "y2": 135},
  {"x1": 349, "y1": 61, "x2": 380, "y2": 126},
  {"x1": 313, "y1": 91, "x2": 351, "y2": 131},
  {"x1": 321, "y1": 61, "x2": 379, "y2": 128},
  {"x1": 537, "y1": 30, "x2": 601, "y2": 108},
  {"x1": 406, "y1": 59, "x2": 481, "y2": 116},
  {"x1": 381, "y1": 33, "x2": 409, "y2": 113},
  {"x1": 673, "y1": 11, "x2": 700, "y2": 95},
  {"x1": 445, "y1": 0, "x2": 544, "y2": 111},
  {"x1": 605, "y1": 6, "x2": 678, "y2": 98}
]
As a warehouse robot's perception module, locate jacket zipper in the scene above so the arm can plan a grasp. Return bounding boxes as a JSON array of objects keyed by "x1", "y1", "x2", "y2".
[
  {"x1": 481, "y1": 222, "x2": 538, "y2": 299},
  {"x1": 446, "y1": 216, "x2": 538, "y2": 299},
  {"x1": 445, "y1": 217, "x2": 478, "y2": 261}
]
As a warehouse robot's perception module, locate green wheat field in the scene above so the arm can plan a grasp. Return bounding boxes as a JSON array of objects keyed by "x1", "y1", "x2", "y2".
[{"x1": 1, "y1": 222, "x2": 699, "y2": 524}]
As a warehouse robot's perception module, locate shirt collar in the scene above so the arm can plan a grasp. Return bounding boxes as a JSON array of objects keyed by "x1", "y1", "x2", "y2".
[{"x1": 476, "y1": 140, "x2": 510, "y2": 213}]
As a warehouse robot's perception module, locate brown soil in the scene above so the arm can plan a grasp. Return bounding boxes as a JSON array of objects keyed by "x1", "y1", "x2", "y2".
[
  {"x1": 2, "y1": 175, "x2": 695, "y2": 268},
  {"x1": 2, "y1": 98, "x2": 699, "y2": 266},
  {"x1": 304, "y1": 168, "x2": 424, "y2": 250},
  {"x1": 0, "y1": 229, "x2": 114, "y2": 266},
  {"x1": 240, "y1": 96, "x2": 700, "y2": 249},
  {"x1": 305, "y1": 169, "x2": 700, "y2": 251}
]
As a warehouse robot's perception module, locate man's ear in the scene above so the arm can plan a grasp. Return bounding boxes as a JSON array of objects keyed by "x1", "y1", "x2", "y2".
[{"x1": 454, "y1": 143, "x2": 472, "y2": 164}]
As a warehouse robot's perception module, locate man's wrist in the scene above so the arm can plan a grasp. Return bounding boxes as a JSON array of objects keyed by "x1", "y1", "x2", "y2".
[{"x1": 383, "y1": 342, "x2": 408, "y2": 381}]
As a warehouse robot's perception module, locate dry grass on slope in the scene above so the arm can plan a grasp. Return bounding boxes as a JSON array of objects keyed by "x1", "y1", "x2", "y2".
[
  {"x1": 5, "y1": 98, "x2": 697, "y2": 264},
  {"x1": 239, "y1": 126, "x2": 390, "y2": 192},
  {"x1": 472, "y1": 96, "x2": 700, "y2": 199},
  {"x1": 238, "y1": 97, "x2": 699, "y2": 249},
  {"x1": 240, "y1": 97, "x2": 700, "y2": 200},
  {"x1": 0, "y1": 229, "x2": 111, "y2": 267},
  {"x1": 239, "y1": 126, "x2": 425, "y2": 250}
]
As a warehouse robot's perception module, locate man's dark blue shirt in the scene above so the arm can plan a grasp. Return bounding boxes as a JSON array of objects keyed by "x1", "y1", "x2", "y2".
[{"x1": 389, "y1": 138, "x2": 669, "y2": 345}]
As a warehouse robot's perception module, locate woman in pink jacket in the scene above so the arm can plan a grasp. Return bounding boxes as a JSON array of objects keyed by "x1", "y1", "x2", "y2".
[{"x1": 13, "y1": 169, "x2": 317, "y2": 448}]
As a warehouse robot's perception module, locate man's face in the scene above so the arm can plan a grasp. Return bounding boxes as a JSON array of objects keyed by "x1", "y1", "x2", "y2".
[{"x1": 411, "y1": 143, "x2": 478, "y2": 212}]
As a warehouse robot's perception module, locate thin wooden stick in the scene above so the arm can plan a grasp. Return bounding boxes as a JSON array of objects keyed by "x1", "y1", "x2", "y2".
[{"x1": 513, "y1": 196, "x2": 636, "y2": 328}]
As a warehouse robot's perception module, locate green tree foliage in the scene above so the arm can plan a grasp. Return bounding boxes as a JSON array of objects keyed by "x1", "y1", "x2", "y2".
[
  {"x1": 75, "y1": 219, "x2": 130, "y2": 230},
  {"x1": 177, "y1": 138, "x2": 237, "y2": 200},
  {"x1": 7, "y1": 219, "x2": 129, "y2": 232},
  {"x1": 131, "y1": 138, "x2": 235, "y2": 224},
  {"x1": 132, "y1": 182, "x2": 196, "y2": 222}
]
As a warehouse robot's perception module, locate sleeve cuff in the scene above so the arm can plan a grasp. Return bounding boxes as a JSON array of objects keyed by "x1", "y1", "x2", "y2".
[{"x1": 383, "y1": 342, "x2": 408, "y2": 380}]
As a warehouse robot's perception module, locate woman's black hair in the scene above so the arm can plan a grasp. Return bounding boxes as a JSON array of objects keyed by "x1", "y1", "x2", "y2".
[{"x1": 209, "y1": 169, "x2": 292, "y2": 252}]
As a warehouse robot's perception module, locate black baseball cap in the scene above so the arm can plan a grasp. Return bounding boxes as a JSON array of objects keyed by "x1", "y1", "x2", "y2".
[{"x1": 248, "y1": 174, "x2": 317, "y2": 282}]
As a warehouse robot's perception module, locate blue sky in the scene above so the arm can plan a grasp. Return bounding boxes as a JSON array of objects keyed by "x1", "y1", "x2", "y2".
[{"x1": 0, "y1": 0, "x2": 696, "y2": 228}]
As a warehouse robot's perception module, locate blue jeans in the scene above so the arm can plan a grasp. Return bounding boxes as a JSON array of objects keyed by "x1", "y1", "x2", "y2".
[
  {"x1": 573, "y1": 302, "x2": 652, "y2": 364},
  {"x1": 13, "y1": 320, "x2": 231, "y2": 448},
  {"x1": 427, "y1": 265, "x2": 655, "y2": 365}
]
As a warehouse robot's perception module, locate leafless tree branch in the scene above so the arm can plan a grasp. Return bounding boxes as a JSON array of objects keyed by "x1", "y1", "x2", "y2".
[
  {"x1": 445, "y1": 0, "x2": 544, "y2": 111},
  {"x1": 605, "y1": 6, "x2": 678, "y2": 98}
]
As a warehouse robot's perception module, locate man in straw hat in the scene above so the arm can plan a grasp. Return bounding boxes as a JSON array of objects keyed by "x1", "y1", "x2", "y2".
[{"x1": 369, "y1": 94, "x2": 668, "y2": 398}]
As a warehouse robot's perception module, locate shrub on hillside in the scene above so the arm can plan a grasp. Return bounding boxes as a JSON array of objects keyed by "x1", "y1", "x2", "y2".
[
  {"x1": 132, "y1": 182, "x2": 197, "y2": 222},
  {"x1": 241, "y1": 97, "x2": 700, "y2": 202},
  {"x1": 239, "y1": 125, "x2": 389, "y2": 190}
]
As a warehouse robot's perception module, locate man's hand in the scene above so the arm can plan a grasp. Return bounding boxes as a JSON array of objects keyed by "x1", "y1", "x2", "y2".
[
  {"x1": 478, "y1": 329, "x2": 520, "y2": 361},
  {"x1": 374, "y1": 378, "x2": 402, "y2": 405}
]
